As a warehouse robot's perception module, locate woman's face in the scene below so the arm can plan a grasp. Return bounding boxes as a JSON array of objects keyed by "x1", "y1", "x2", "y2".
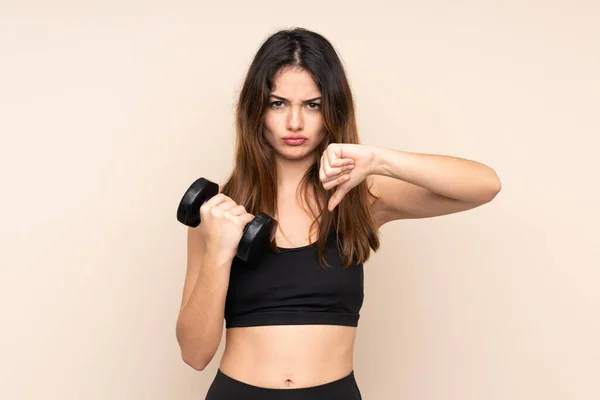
[{"x1": 263, "y1": 67, "x2": 327, "y2": 163}]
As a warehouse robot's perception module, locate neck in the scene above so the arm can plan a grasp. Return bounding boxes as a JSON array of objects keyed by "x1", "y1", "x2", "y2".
[{"x1": 275, "y1": 155, "x2": 315, "y2": 192}]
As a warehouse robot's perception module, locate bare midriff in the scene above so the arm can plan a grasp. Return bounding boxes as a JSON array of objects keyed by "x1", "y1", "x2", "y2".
[{"x1": 219, "y1": 324, "x2": 356, "y2": 389}]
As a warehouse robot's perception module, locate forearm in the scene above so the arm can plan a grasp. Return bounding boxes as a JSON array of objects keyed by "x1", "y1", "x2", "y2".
[
  {"x1": 371, "y1": 146, "x2": 501, "y2": 203},
  {"x1": 176, "y1": 255, "x2": 232, "y2": 369}
]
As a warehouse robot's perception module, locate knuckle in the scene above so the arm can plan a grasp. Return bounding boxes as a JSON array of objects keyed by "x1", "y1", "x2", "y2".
[{"x1": 218, "y1": 193, "x2": 231, "y2": 202}]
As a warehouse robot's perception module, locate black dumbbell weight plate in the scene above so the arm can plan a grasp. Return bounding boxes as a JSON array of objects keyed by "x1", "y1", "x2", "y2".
[
  {"x1": 176, "y1": 177, "x2": 219, "y2": 227},
  {"x1": 237, "y1": 213, "x2": 278, "y2": 264}
]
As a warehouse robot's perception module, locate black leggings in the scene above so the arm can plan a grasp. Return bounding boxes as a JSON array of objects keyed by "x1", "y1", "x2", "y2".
[{"x1": 205, "y1": 368, "x2": 362, "y2": 400}]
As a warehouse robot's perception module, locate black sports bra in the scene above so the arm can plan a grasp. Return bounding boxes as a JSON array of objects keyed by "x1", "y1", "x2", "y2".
[{"x1": 224, "y1": 229, "x2": 364, "y2": 328}]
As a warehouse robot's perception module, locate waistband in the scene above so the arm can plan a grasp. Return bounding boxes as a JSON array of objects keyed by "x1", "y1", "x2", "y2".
[{"x1": 213, "y1": 368, "x2": 357, "y2": 395}]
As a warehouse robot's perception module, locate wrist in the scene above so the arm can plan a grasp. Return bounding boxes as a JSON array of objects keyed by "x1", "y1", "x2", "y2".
[
  {"x1": 203, "y1": 251, "x2": 234, "y2": 269},
  {"x1": 369, "y1": 146, "x2": 390, "y2": 176}
]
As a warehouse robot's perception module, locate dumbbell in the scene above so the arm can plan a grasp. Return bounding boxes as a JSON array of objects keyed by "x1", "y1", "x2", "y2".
[{"x1": 176, "y1": 177, "x2": 278, "y2": 264}]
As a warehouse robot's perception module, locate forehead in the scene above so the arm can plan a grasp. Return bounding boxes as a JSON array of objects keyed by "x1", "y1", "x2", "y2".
[{"x1": 271, "y1": 67, "x2": 321, "y2": 98}]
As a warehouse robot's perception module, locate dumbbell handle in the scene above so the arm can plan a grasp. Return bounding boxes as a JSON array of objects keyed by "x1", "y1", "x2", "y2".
[{"x1": 176, "y1": 177, "x2": 278, "y2": 264}]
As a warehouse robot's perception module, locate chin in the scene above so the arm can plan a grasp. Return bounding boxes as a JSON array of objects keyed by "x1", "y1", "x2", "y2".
[{"x1": 276, "y1": 148, "x2": 312, "y2": 159}]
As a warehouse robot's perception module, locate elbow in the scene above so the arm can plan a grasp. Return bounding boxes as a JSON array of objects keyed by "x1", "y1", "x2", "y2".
[
  {"x1": 491, "y1": 166, "x2": 502, "y2": 191},
  {"x1": 177, "y1": 332, "x2": 218, "y2": 372},
  {"x1": 181, "y1": 351, "x2": 209, "y2": 371},
  {"x1": 480, "y1": 169, "x2": 502, "y2": 204},
  {"x1": 493, "y1": 174, "x2": 502, "y2": 197},
  {"x1": 176, "y1": 316, "x2": 221, "y2": 371},
  {"x1": 488, "y1": 171, "x2": 502, "y2": 200}
]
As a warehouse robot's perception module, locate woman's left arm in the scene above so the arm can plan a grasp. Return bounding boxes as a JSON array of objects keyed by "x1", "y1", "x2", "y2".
[{"x1": 368, "y1": 146, "x2": 502, "y2": 222}]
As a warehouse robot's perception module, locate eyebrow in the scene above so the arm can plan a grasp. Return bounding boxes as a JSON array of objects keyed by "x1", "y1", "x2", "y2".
[{"x1": 270, "y1": 94, "x2": 322, "y2": 102}]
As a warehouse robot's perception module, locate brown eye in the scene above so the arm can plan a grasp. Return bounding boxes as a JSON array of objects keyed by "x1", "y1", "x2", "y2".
[
  {"x1": 308, "y1": 103, "x2": 321, "y2": 110},
  {"x1": 270, "y1": 101, "x2": 284, "y2": 108}
]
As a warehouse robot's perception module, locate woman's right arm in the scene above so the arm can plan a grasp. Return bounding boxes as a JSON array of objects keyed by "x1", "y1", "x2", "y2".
[{"x1": 175, "y1": 226, "x2": 233, "y2": 371}]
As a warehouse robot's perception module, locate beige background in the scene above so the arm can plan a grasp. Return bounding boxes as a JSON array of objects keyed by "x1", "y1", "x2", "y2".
[{"x1": 1, "y1": 1, "x2": 598, "y2": 399}]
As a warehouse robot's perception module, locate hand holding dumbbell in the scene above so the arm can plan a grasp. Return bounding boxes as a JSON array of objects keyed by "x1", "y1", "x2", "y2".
[{"x1": 176, "y1": 178, "x2": 278, "y2": 264}]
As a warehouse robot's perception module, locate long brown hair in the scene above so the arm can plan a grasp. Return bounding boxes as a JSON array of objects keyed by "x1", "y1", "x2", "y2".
[{"x1": 220, "y1": 27, "x2": 380, "y2": 269}]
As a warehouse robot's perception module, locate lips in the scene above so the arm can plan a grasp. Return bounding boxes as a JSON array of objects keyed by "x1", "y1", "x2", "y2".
[
  {"x1": 282, "y1": 135, "x2": 307, "y2": 140},
  {"x1": 282, "y1": 136, "x2": 307, "y2": 146}
]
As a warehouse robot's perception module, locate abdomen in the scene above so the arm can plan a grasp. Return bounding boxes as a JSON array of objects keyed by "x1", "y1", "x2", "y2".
[{"x1": 219, "y1": 324, "x2": 356, "y2": 389}]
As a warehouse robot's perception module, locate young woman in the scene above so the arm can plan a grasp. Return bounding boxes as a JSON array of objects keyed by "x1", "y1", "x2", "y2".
[{"x1": 176, "y1": 27, "x2": 501, "y2": 399}]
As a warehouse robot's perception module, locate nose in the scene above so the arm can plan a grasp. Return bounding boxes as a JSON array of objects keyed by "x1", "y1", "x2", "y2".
[{"x1": 286, "y1": 107, "x2": 304, "y2": 131}]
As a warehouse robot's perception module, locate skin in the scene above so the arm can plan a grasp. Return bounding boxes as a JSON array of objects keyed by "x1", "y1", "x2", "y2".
[
  {"x1": 218, "y1": 66, "x2": 359, "y2": 389},
  {"x1": 210, "y1": 66, "x2": 500, "y2": 389},
  {"x1": 263, "y1": 66, "x2": 328, "y2": 192}
]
